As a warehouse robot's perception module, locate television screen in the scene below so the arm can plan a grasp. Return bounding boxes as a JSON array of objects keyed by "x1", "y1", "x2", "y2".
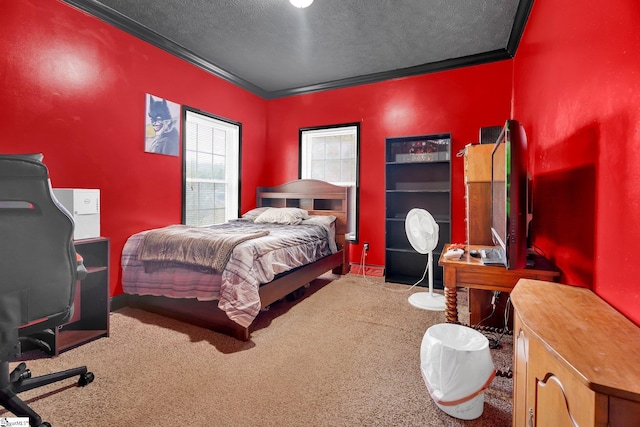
[{"x1": 490, "y1": 120, "x2": 527, "y2": 269}]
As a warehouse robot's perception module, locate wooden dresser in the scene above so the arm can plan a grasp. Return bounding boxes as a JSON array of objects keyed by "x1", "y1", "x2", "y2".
[{"x1": 511, "y1": 279, "x2": 640, "y2": 427}]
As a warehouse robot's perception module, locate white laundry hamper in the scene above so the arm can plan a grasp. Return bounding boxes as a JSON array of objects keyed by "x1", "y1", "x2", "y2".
[{"x1": 420, "y1": 323, "x2": 496, "y2": 420}]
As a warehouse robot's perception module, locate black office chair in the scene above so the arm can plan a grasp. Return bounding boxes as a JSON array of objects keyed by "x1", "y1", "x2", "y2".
[{"x1": 0, "y1": 154, "x2": 94, "y2": 427}]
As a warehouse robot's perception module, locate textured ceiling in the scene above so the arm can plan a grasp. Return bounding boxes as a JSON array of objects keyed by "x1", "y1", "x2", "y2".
[{"x1": 64, "y1": 0, "x2": 530, "y2": 99}]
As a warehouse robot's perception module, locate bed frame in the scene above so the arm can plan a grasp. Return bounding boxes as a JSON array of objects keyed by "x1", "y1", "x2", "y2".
[{"x1": 127, "y1": 179, "x2": 349, "y2": 341}]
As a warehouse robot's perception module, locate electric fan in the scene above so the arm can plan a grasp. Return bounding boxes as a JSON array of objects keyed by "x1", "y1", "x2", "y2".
[{"x1": 405, "y1": 208, "x2": 446, "y2": 311}]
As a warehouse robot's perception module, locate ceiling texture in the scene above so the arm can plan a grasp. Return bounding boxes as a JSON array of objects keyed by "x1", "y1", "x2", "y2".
[{"x1": 63, "y1": 0, "x2": 532, "y2": 99}]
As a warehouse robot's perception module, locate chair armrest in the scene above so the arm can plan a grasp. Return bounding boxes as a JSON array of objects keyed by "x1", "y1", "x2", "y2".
[{"x1": 77, "y1": 253, "x2": 88, "y2": 281}]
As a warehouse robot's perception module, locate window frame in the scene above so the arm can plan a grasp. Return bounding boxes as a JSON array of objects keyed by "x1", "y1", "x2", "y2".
[
  {"x1": 181, "y1": 106, "x2": 242, "y2": 226},
  {"x1": 298, "y1": 122, "x2": 360, "y2": 243}
]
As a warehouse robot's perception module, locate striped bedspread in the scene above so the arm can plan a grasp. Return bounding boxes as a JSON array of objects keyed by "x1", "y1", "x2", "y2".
[
  {"x1": 121, "y1": 220, "x2": 336, "y2": 328},
  {"x1": 139, "y1": 225, "x2": 270, "y2": 273}
]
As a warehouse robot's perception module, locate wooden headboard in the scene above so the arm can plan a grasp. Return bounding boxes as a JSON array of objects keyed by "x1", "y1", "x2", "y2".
[{"x1": 256, "y1": 179, "x2": 349, "y2": 252}]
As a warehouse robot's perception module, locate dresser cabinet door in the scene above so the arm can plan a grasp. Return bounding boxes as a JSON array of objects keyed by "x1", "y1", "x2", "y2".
[
  {"x1": 512, "y1": 314, "x2": 529, "y2": 427},
  {"x1": 529, "y1": 336, "x2": 602, "y2": 427}
]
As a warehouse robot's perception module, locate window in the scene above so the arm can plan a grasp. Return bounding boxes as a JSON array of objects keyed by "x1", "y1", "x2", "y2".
[
  {"x1": 183, "y1": 108, "x2": 241, "y2": 226},
  {"x1": 299, "y1": 123, "x2": 359, "y2": 242}
]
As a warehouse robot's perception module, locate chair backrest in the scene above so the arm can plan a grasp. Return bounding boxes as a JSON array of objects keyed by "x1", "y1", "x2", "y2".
[{"x1": 0, "y1": 154, "x2": 77, "y2": 337}]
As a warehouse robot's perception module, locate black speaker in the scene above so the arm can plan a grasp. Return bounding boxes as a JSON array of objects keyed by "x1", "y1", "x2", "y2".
[{"x1": 479, "y1": 126, "x2": 502, "y2": 144}]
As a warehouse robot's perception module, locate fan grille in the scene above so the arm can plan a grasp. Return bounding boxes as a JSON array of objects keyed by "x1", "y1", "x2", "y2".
[{"x1": 405, "y1": 208, "x2": 439, "y2": 254}]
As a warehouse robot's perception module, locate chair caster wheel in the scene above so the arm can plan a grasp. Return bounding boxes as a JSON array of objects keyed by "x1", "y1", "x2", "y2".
[
  {"x1": 38, "y1": 422, "x2": 52, "y2": 427},
  {"x1": 78, "y1": 371, "x2": 95, "y2": 386}
]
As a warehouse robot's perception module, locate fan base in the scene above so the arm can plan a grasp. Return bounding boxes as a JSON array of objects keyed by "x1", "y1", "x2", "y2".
[{"x1": 408, "y1": 292, "x2": 446, "y2": 311}]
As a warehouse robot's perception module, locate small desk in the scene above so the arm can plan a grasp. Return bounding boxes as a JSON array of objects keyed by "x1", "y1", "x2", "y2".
[{"x1": 438, "y1": 244, "x2": 560, "y2": 325}]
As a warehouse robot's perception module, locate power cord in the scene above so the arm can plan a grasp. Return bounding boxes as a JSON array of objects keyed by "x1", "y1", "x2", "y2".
[
  {"x1": 405, "y1": 259, "x2": 430, "y2": 292},
  {"x1": 359, "y1": 243, "x2": 373, "y2": 283},
  {"x1": 473, "y1": 291, "x2": 500, "y2": 330},
  {"x1": 492, "y1": 295, "x2": 512, "y2": 346},
  {"x1": 382, "y1": 259, "x2": 434, "y2": 293},
  {"x1": 487, "y1": 294, "x2": 512, "y2": 349},
  {"x1": 465, "y1": 291, "x2": 513, "y2": 351}
]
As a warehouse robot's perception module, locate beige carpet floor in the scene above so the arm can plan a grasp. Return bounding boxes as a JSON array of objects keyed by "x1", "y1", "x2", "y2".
[{"x1": 2, "y1": 274, "x2": 513, "y2": 426}]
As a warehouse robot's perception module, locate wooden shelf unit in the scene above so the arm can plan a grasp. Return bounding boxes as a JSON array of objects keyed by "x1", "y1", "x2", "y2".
[
  {"x1": 464, "y1": 143, "x2": 495, "y2": 246},
  {"x1": 384, "y1": 134, "x2": 451, "y2": 286},
  {"x1": 55, "y1": 237, "x2": 110, "y2": 355},
  {"x1": 464, "y1": 143, "x2": 506, "y2": 327}
]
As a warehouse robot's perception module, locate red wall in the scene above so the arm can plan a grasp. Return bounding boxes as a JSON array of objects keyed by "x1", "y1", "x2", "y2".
[
  {"x1": 13, "y1": 1, "x2": 635, "y2": 326},
  {"x1": 513, "y1": 0, "x2": 640, "y2": 324},
  {"x1": 0, "y1": 1, "x2": 513, "y2": 295},
  {"x1": 267, "y1": 65, "x2": 513, "y2": 266},
  {"x1": 0, "y1": 1, "x2": 267, "y2": 296}
]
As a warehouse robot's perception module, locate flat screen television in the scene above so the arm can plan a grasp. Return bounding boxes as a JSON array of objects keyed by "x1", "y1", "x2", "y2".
[{"x1": 490, "y1": 119, "x2": 527, "y2": 269}]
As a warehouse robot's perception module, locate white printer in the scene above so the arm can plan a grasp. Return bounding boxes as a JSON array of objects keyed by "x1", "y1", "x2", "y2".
[{"x1": 52, "y1": 189, "x2": 100, "y2": 240}]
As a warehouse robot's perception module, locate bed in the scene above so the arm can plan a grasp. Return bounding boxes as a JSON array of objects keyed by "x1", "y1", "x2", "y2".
[{"x1": 122, "y1": 179, "x2": 349, "y2": 341}]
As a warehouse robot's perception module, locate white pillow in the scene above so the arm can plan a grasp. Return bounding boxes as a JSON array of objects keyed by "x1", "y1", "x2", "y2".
[
  {"x1": 241, "y1": 207, "x2": 271, "y2": 221},
  {"x1": 254, "y1": 207, "x2": 310, "y2": 225},
  {"x1": 300, "y1": 215, "x2": 336, "y2": 227}
]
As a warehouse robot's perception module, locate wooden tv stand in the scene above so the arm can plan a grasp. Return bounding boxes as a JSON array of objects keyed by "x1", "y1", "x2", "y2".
[{"x1": 438, "y1": 244, "x2": 559, "y2": 325}]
